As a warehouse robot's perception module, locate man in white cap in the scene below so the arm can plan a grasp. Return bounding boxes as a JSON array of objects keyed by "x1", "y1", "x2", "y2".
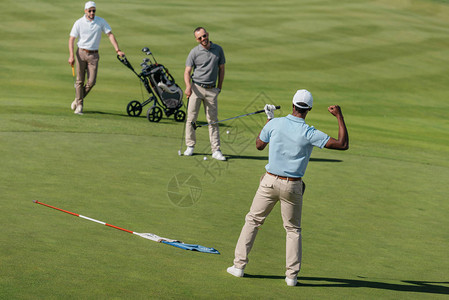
[
  {"x1": 68, "y1": 1, "x2": 125, "y2": 115},
  {"x1": 227, "y1": 89, "x2": 349, "y2": 286}
]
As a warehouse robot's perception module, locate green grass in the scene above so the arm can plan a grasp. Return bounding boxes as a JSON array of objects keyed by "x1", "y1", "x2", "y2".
[{"x1": 1, "y1": 0, "x2": 449, "y2": 298}]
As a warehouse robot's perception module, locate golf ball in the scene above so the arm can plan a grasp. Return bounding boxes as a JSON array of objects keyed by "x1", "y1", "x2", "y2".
[
  {"x1": 226, "y1": 130, "x2": 230, "y2": 134},
  {"x1": 203, "y1": 156, "x2": 207, "y2": 161}
]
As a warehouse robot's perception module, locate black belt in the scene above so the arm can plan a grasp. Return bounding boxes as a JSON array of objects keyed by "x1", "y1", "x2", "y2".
[
  {"x1": 267, "y1": 172, "x2": 302, "y2": 181},
  {"x1": 193, "y1": 81, "x2": 215, "y2": 89},
  {"x1": 80, "y1": 48, "x2": 98, "y2": 53}
]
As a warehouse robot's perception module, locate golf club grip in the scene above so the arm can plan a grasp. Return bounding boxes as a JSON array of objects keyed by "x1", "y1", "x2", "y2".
[{"x1": 256, "y1": 105, "x2": 281, "y2": 114}]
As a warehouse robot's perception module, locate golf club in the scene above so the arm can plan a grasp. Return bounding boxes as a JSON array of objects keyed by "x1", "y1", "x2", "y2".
[
  {"x1": 142, "y1": 47, "x2": 157, "y2": 64},
  {"x1": 192, "y1": 105, "x2": 280, "y2": 130},
  {"x1": 33, "y1": 200, "x2": 219, "y2": 254},
  {"x1": 178, "y1": 96, "x2": 190, "y2": 156}
]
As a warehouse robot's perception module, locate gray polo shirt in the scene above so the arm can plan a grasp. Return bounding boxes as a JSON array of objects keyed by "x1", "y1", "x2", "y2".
[{"x1": 186, "y1": 42, "x2": 225, "y2": 86}]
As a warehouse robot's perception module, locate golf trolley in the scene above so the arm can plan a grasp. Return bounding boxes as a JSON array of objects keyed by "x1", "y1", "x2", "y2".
[{"x1": 117, "y1": 47, "x2": 185, "y2": 122}]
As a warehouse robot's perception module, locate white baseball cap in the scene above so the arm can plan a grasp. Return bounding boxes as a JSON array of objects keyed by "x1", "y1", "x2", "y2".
[
  {"x1": 292, "y1": 89, "x2": 313, "y2": 109},
  {"x1": 85, "y1": 1, "x2": 96, "y2": 9}
]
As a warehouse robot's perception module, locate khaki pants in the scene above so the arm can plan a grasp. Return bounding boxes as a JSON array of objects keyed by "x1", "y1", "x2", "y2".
[
  {"x1": 185, "y1": 84, "x2": 221, "y2": 152},
  {"x1": 233, "y1": 173, "x2": 304, "y2": 279},
  {"x1": 75, "y1": 49, "x2": 99, "y2": 106}
]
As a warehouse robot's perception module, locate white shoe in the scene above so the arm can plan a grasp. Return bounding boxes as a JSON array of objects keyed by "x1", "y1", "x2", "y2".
[
  {"x1": 212, "y1": 150, "x2": 226, "y2": 161},
  {"x1": 227, "y1": 266, "x2": 244, "y2": 277},
  {"x1": 285, "y1": 277, "x2": 298, "y2": 286},
  {"x1": 74, "y1": 104, "x2": 83, "y2": 115},
  {"x1": 71, "y1": 99, "x2": 77, "y2": 110},
  {"x1": 183, "y1": 146, "x2": 194, "y2": 156}
]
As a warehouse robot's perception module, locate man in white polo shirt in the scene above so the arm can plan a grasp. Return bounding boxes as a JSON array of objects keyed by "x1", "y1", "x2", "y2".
[
  {"x1": 227, "y1": 89, "x2": 349, "y2": 286},
  {"x1": 68, "y1": 1, "x2": 125, "y2": 115}
]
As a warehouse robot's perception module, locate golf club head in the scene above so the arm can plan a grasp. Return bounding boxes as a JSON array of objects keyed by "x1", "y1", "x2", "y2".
[
  {"x1": 191, "y1": 121, "x2": 198, "y2": 130},
  {"x1": 142, "y1": 47, "x2": 152, "y2": 55}
]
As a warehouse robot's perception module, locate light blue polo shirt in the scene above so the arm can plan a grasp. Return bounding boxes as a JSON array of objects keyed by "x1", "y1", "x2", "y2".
[{"x1": 259, "y1": 114, "x2": 330, "y2": 178}]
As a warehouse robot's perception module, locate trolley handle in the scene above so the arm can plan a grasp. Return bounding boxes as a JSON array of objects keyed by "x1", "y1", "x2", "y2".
[{"x1": 117, "y1": 55, "x2": 139, "y2": 76}]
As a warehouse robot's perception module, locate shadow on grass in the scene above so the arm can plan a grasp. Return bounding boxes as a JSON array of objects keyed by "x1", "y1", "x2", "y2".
[
  {"x1": 188, "y1": 153, "x2": 266, "y2": 160},
  {"x1": 86, "y1": 111, "x2": 139, "y2": 118},
  {"x1": 223, "y1": 154, "x2": 268, "y2": 161},
  {"x1": 222, "y1": 156, "x2": 343, "y2": 162},
  {"x1": 310, "y1": 158, "x2": 342, "y2": 163},
  {"x1": 185, "y1": 153, "x2": 343, "y2": 162},
  {"x1": 194, "y1": 121, "x2": 231, "y2": 128},
  {"x1": 244, "y1": 274, "x2": 449, "y2": 295},
  {"x1": 86, "y1": 111, "x2": 184, "y2": 125}
]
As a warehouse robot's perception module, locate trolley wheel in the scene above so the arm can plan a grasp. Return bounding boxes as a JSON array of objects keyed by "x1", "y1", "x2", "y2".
[
  {"x1": 147, "y1": 106, "x2": 163, "y2": 122},
  {"x1": 127, "y1": 100, "x2": 142, "y2": 117},
  {"x1": 174, "y1": 110, "x2": 186, "y2": 122}
]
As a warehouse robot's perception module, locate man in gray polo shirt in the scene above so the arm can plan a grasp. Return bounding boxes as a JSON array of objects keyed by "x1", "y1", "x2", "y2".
[
  {"x1": 227, "y1": 89, "x2": 349, "y2": 286},
  {"x1": 68, "y1": 1, "x2": 125, "y2": 115},
  {"x1": 183, "y1": 27, "x2": 226, "y2": 161}
]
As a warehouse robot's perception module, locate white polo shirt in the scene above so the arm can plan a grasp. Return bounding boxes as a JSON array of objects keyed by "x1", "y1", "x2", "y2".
[{"x1": 70, "y1": 15, "x2": 112, "y2": 51}]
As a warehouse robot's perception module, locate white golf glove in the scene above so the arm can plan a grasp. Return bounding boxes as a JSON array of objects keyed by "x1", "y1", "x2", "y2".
[{"x1": 264, "y1": 104, "x2": 276, "y2": 120}]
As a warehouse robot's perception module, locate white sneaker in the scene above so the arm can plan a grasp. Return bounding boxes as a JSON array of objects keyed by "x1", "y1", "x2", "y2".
[
  {"x1": 212, "y1": 150, "x2": 226, "y2": 161},
  {"x1": 183, "y1": 146, "x2": 194, "y2": 156},
  {"x1": 227, "y1": 266, "x2": 244, "y2": 277},
  {"x1": 285, "y1": 277, "x2": 298, "y2": 286},
  {"x1": 74, "y1": 104, "x2": 83, "y2": 115},
  {"x1": 71, "y1": 99, "x2": 77, "y2": 110}
]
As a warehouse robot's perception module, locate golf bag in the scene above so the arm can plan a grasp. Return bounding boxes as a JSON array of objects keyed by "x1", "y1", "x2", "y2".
[{"x1": 117, "y1": 47, "x2": 185, "y2": 122}]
